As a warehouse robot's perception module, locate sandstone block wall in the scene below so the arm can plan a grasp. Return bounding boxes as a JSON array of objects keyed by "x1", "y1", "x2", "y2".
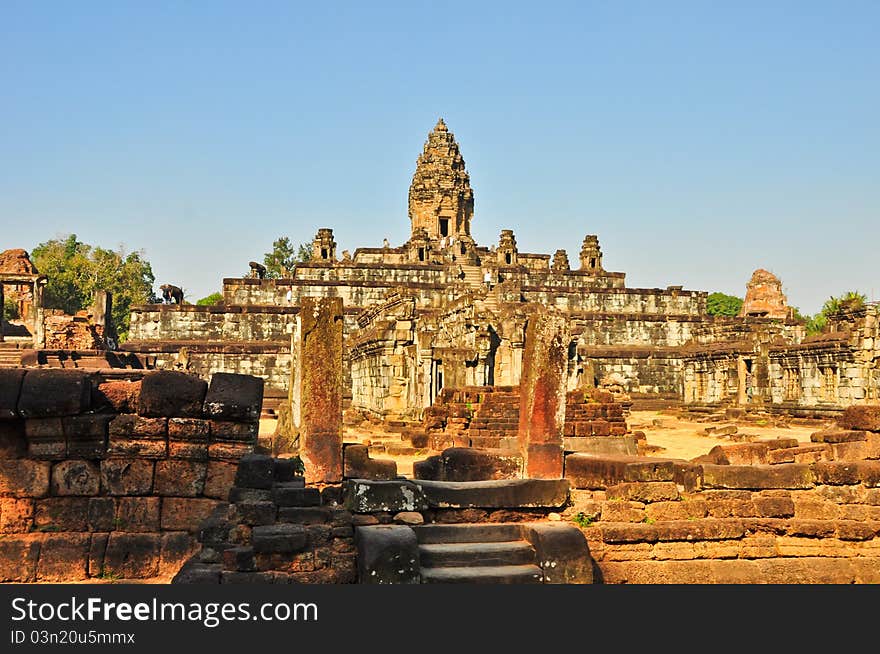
[
  {"x1": 0, "y1": 369, "x2": 263, "y2": 582},
  {"x1": 564, "y1": 407, "x2": 880, "y2": 583}
]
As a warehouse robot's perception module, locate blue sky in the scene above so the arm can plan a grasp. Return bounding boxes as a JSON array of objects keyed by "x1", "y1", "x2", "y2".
[{"x1": 1, "y1": 1, "x2": 877, "y2": 313}]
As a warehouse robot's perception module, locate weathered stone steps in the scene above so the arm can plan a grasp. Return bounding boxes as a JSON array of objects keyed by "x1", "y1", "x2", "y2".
[
  {"x1": 419, "y1": 541, "x2": 536, "y2": 568},
  {"x1": 421, "y1": 564, "x2": 543, "y2": 584}
]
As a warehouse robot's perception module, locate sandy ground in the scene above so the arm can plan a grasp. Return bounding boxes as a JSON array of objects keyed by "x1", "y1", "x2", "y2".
[
  {"x1": 261, "y1": 409, "x2": 832, "y2": 472},
  {"x1": 628, "y1": 410, "x2": 828, "y2": 460}
]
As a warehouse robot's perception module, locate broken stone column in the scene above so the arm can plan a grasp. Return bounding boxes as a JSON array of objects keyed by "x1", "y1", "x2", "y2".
[
  {"x1": 518, "y1": 308, "x2": 569, "y2": 478},
  {"x1": 90, "y1": 290, "x2": 117, "y2": 350},
  {"x1": 298, "y1": 297, "x2": 344, "y2": 483}
]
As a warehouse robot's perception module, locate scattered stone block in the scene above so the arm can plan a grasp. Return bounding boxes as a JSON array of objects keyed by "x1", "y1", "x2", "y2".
[
  {"x1": 811, "y1": 430, "x2": 868, "y2": 443},
  {"x1": 606, "y1": 481, "x2": 680, "y2": 503},
  {"x1": 100, "y1": 459, "x2": 154, "y2": 495},
  {"x1": 161, "y1": 498, "x2": 223, "y2": 532},
  {"x1": 700, "y1": 464, "x2": 815, "y2": 490},
  {"x1": 0, "y1": 459, "x2": 50, "y2": 497},
  {"x1": 355, "y1": 525, "x2": 420, "y2": 584},
  {"x1": 116, "y1": 496, "x2": 160, "y2": 532},
  {"x1": 204, "y1": 461, "x2": 238, "y2": 500},
  {"x1": 138, "y1": 370, "x2": 207, "y2": 418},
  {"x1": 839, "y1": 405, "x2": 880, "y2": 432},
  {"x1": 154, "y1": 460, "x2": 207, "y2": 497},
  {"x1": 51, "y1": 460, "x2": 100, "y2": 496},
  {"x1": 0, "y1": 420, "x2": 26, "y2": 458},
  {"x1": 343, "y1": 479, "x2": 429, "y2": 513},
  {"x1": 252, "y1": 524, "x2": 308, "y2": 554},
  {"x1": 103, "y1": 533, "x2": 161, "y2": 578},
  {"x1": 0, "y1": 369, "x2": 25, "y2": 419},
  {"x1": 272, "y1": 484, "x2": 321, "y2": 507},
  {"x1": 36, "y1": 533, "x2": 89, "y2": 582},
  {"x1": 34, "y1": 497, "x2": 89, "y2": 530},
  {"x1": 17, "y1": 370, "x2": 91, "y2": 418},
  {"x1": 203, "y1": 373, "x2": 264, "y2": 422},
  {"x1": 234, "y1": 454, "x2": 275, "y2": 489},
  {"x1": 416, "y1": 478, "x2": 570, "y2": 509},
  {"x1": 87, "y1": 498, "x2": 116, "y2": 531},
  {"x1": 393, "y1": 511, "x2": 424, "y2": 525},
  {"x1": 93, "y1": 380, "x2": 141, "y2": 414},
  {"x1": 343, "y1": 444, "x2": 398, "y2": 480}
]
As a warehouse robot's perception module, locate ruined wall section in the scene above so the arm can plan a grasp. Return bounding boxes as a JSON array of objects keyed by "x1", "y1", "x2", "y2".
[
  {"x1": 0, "y1": 369, "x2": 263, "y2": 582},
  {"x1": 564, "y1": 406, "x2": 880, "y2": 583},
  {"x1": 222, "y1": 265, "x2": 451, "y2": 308},
  {"x1": 768, "y1": 309, "x2": 879, "y2": 409}
]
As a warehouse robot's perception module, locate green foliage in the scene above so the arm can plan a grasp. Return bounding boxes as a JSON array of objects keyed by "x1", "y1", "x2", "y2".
[
  {"x1": 572, "y1": 512, "x2": 593, "y2": 528},
  {"x1": 793, "y1": 291, "x2": 867, "y2": 336},
  {"x1": 30, "y1": 234, "x2": 155, "y2": 342},
  {"x1": 821, "y1": 291, "x2": 866, "y2": 316},
  {"x1": 289, "y1": 456, "x2": 306, "y2": 476},
  {"x1": 97, "y1": 569, "x2": 121, "y2": 582},
  {"x1": 262, "y1": 237, "x2": 311, "y2": 279},
  {"x1": 3, "y1": 298, "x2": 19, "y2": 320},
  {"x1": 706, "y1": 292, "x2": 744, "y2": 317},
  {"x1": 196, "y1": 292, "x2": 223, "y2": 306}
]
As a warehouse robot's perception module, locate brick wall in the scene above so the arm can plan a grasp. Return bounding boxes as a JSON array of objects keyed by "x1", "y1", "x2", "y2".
[
  {"x1": 0, "y1": 368, "x2": 263, "y2": 582},
  {"x1": 563, "y1": 406, "x2": 880, "y2": 583}
]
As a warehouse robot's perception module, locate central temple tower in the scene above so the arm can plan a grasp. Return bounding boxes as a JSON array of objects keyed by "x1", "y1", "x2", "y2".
[{"x1": 408, "y1": 118, "x2": 474, "y2": 242}]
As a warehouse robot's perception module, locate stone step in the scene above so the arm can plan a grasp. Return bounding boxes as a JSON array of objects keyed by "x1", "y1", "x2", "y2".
[
  {"x1": 414, "y1": 523, "x2": 523, "y2": 544},
  {"x1": 421, "y1": 564, "x2": 543, "y2": 584},
  {"x1": 383, "y1": 443, "x2": 427, "y2": 456},
  {"x1": 419, "y1": 541, "x2": 536, "y2": 568}
]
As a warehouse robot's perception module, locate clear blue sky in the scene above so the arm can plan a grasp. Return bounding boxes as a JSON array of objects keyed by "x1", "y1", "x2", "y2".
[{"x1": 2, "y1": 1, "x2": 877, "y2": 313}]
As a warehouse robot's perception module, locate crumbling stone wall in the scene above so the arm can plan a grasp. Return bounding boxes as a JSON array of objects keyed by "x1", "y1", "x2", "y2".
[
  {"x1": 685, "y1": 308, "x2": 878, "y2": 413},
  {"x1": 0, "y1": 368, "x2": 263, "y2": 582},
  {"x1": 564, "y1": 405, "x2": 880, "y2": 583}
]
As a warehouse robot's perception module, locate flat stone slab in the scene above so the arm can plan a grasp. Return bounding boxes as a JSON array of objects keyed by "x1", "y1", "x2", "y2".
[
  {"x1": 701, "y1": 464, "x2": 815, "y2": 490},
  {"x1": 413, "y1": 478, "x2": 570, "y2": 509},
  {"x1": 344, "y1": 479, "x2": 428, "y2": 513},
  {"x1": 563, "y1": 436, "x2": 638, "y2": 456},
  {"x1": 565, "y1": 453, "x2": 693, "y2": 489}
]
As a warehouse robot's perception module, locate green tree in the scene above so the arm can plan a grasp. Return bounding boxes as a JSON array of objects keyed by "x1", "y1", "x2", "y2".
[
  {"x1": 820, "y1": 291, "x2": 866, "y2": 316},
  {"x1": 793, "y1": 291, "x2": 867, "y2": 336},
  {"x1": 3, "y1": 298, "x2": 20, "y2": 320},
  {"x1": 30, "y1": 234, "x2": 155, "y2": 342},
  {"x1": 262, "y1": 237, "x2": 311, "y2": 278},
  {"x1": 196, "y1": 292, "x2": 223, "y2": 306},
  {"x1": 706, "y1": 292, "x2": 744, "y2": 317}
]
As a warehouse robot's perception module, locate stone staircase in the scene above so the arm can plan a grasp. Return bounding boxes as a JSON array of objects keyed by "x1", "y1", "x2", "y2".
[
  {"x1": 415, "y1": 523, "x2": 543, "y2": 584},
  {"x1": 0, "y1": 342, "x2": 25, "y2": 368},
  {"x1": 458, "y1": 264, "x2": 485, "y2": 290}
]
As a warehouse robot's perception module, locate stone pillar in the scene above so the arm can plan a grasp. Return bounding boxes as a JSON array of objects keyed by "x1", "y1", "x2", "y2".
[
  {"x1": 517, "y1": 308, "x2": 569, "y2": 479},
  {"x1": 33, "y1": 279, "x2": 46, "y2": 348},
  {"x1": 0, "y1": 283, "x2": 5, "y2": 342},
  {"x1": 90, "y1": 290, "x2": 116, "y2": 350},
  {"x1": 299, "y1": 297, "x2": 344, "y2": 483}
]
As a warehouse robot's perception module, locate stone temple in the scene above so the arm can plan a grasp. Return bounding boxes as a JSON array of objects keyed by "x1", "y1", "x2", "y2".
[
  {"x1": 121, "y1": 119, "x2": 709, "y2": 417},
  {"x1": 2, "y1": 119, "x2": 877, "y2": 420},
  {"x1": 2, "y1": 120, "x2": 880, "y2": 586}
]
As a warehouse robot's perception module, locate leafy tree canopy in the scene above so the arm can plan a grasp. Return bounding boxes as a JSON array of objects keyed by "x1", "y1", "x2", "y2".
[
  {"x1": 196, "y1": 292, "x2": 224, "y2": 306},
  {"x1": 706, "y1": 292, "x2": 743, "y2": 317},
  {"x1": 261, "y1": 237, "x2": 311, "y2": 279},
  {"x1": 30, "y1": 234, "x2": 155, "y2": 342}
]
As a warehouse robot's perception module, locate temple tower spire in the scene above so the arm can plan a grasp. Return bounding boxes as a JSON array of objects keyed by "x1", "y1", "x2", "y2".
[{"x1": 408, "y1": 118, "x2": 474, "y2": 242}]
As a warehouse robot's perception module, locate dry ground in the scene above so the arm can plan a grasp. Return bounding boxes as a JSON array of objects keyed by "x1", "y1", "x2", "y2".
[{"x1": 628, "y1": 409, "x2": 829, "y2": 460}]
